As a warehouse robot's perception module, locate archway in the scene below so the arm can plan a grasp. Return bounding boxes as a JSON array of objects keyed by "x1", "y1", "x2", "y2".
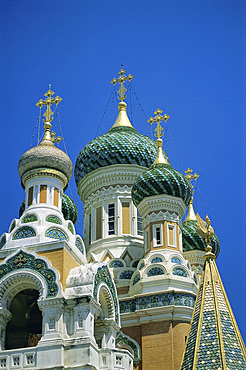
[{"x1": 5, "y1": 289, "x2": 42, "y2": 349}]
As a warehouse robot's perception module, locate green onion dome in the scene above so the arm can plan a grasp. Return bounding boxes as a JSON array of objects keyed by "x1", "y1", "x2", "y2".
[
  {"x1": 182, "y1": 219, "x2": 220, "y2": 257},
  {"x1": 74, "y1": 102, "x2": 169, "y2": 186},
  {"x1": 132, "y1": 162, "x2": 192, "y2": 207},
  {"x1": 18, "y1": 138, "x2": 73, "y2": 188},
  {"x1": 62, "y1": 193, "x2": 78, "y2": 224}
]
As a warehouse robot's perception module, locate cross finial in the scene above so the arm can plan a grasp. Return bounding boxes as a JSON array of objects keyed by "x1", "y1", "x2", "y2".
[
  {"x1": 36, "y1": 86, "x2": 62, "y2": 124},
  {"x1": 185, "y1": 168, "x2": 200, "y2": 191},
  {"x1": 147, "y1": 108, "x2": 170, "y2": 140},
  {"x1": 36, "y1": 87, "x2": 63, "y2": 144},
  {"x1": 111, "y1": 67, "x2": 134, "y2": 102}
]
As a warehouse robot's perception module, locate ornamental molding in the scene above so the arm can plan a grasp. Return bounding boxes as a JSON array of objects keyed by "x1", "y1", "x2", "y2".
[
  {"x1": 142, "y1": 210, "x2": 180, "y2": 229},
  {"x1": 119, "y1": 291, "x2": 196, "y2": 315},
  {"x1": 78, "y1": 164, "x2": 146, "y2": 202},
  {"x1": 116, "y1": 331, "x2": 141, "y2": 365},
  {"x1": 22, "y1": 168, "x2": 68, "y2": 188},
  {"x1": 84, "y1": 184, "x2": 132, "y2": 211},
  {"x1": 0, "y1": 249, "x2": 62, "y2": 305},
  {"x1": 138, "y1": 194, "x2": 187, "y2": 220}
]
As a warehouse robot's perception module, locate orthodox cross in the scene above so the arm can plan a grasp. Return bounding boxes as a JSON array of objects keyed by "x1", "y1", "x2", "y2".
[
  {"x1": 111, "y1": 67, "x2": 134, "y2": 102},
  {"x1": 36, "y1": 85, "x2": 62, "y2": 124},
  {"x1": 36, "y1": 86, "x2": 63, "y2": 144},
  {"x1": 185, "y1": 168, "x2": 200, "y2": 190},
  {"x1": 147, "y1": 108, "x2": 170, "y2": 139}
]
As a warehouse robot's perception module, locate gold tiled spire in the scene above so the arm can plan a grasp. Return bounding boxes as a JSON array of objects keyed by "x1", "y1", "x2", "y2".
[{"x1": 180, "y1": 221, "x2": 246, "y2": 369}]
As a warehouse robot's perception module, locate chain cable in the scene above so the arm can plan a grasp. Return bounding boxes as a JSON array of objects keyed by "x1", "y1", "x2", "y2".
[{"x1": 95, "y1": 89, "x2": 115, "y2": 138}]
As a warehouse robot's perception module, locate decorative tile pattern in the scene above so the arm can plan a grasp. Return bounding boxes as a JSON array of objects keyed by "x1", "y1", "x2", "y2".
[
  {"x1": 132, "y1": 274, "x2": 140, "y2": 285},
  {"x1": 75, "y1": 237, "x2": 84, "y2": 254},
  {"x1": 182, "y1": 219, "x2": 220, "y2": 256},
  {"x1": 147, "y1": 267, "x2": 165, "y2": 276},
  {"x1": 131, "y1": 260, "x2": 139, "y2": 268},
  {"x1": 46, "y1": 215, "x2": 62, "y2": 224},
  {"x1": 13, "y1": 226, "x2": 36, "y2": 240},
  {"x1": 46, "y1": 228, "x2": 68, "y2": 241},
  {"x1": 62, "y1": 193, "x2": 78, "y2": 224},
  {"x1": 21, "y1": 214, "x2": 38, "y2": 224},
  {"x1": 0, "y1": 235, "x2": 6, "y2": 249},
  {"x1": 116, "y1": 333, "x2": 141, "y2": 365},
  {"x1": 132, "y1": 163, "x2": 192, "y2": 207},
  {"x1": 119, "y1": 270, "x2": 134, "y2": 279},
  {"x1": 0, "y1": 251, "x2": 58, "y2": 297},
  {"x1": 109, "y1": 260, "x2": 124, "y2": 268},
  {"x1": 151, "y1": 257, "x2": 163, "y2": 264},
  {"x1": 139, "y1": 262, "x2": 145, "y2": 270},
  {"x1": 173, "y1": 268, "x2": 187, "y2": 277},
  {"x1": 171, "y1": 257, "x2": 181, "y2": 264},
  {"x1": 68, "y1": 222, "x2": 74, "y2": 234},
  {"x1": 93, "y1": 265, "x2": 119, "y2": 325},
  {"x1": 74, "y1": 126, "x2": 164, "y2": 185},
  {"x1": 181, "y1": 287, "x2": 203, "y2": 369},
  {"x1": 120, "y1": 293, "x2": 196, "y2": 314}
]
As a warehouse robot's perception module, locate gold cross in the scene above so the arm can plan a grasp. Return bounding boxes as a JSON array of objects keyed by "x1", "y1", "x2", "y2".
[
  {"x1": 111, "y1": 67, "x2": 134, "y2": 102},
  {"x1": 36, "y1": 85, "x2": 62, "y2": 123},
  {"x1": 147, "y1": 108, "x2": 170, "y2": 139},
  {"x1": 185, "y1": 168, "x2": 200, "y2": 189}
]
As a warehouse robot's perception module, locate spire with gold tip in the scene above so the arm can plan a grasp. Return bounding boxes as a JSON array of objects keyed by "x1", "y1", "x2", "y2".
[
  {"x1": 131, "y1": 109, "x2": 192, "y2": 207},
  {"x1": 180, "y1": 215, "x2": 246, "y2": 370},
  {"x1": 75, "y1": 69, "x2": 169, "y2": 187},
  {"x1": 182, "y1": 168, "x2": 220, "y2": 256},
  {"x1": 18, "y1": 87, "x2": 73, "y2": 189}
]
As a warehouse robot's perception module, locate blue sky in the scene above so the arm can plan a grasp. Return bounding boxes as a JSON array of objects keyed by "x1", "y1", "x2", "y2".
[{"x1": 0, "y1": 0, "x2": 245, "y2": 341}]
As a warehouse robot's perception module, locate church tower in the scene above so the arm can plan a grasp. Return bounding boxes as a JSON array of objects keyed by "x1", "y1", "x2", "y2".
[{"x1": 0, "y1": 87, "x2": 133, "y2": 370}]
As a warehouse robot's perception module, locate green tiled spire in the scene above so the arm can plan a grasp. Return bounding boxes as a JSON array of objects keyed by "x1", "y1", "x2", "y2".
[{"x1": 180, "y1": 246, "x2": 246, "y2": 369}]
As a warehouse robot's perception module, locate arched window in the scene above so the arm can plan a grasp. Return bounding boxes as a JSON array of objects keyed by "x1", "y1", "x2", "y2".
[{"x1": 5, "y1": 289, "x2": 42, "y2": 350}]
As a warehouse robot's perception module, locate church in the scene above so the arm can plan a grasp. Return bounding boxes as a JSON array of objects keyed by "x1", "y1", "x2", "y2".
[{"x1": 0, "y1": 68, "x2": 245, "y2": 369}]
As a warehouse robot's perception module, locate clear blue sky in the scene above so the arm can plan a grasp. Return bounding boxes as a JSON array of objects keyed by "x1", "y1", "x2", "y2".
[{"x1": 0, "y1": 0, "x2": 245, "y2": 341}]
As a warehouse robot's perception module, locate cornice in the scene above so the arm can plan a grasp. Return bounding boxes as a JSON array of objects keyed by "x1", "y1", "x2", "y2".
[{"x1": 78, "y1": 164, "x2": 147, "y2": 203}]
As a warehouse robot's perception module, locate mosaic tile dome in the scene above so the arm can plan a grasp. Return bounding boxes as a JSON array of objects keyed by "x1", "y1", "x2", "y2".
[
  {"x1": 132, "y1": 163, "x2": 192, "y2": 206},
  {"x1": 74, "y1": 126, "x2": 169, "y2": 186},
  {"x1": 182, "y1": 219, "x2": 220, "y2": 257},
  {"x1": 62, "y1": 193, "x2": 78, "y2": 224},
  {"x1": 18, "y1": 138, "x2": 73, "y2": 185}
]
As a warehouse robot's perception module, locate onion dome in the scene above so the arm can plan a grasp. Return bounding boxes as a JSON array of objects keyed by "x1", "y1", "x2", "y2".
[
  {"x1": 182, "y1": 199, "x2": 220, "y2": 256},
  {"x1": 132, "y1": 137, "x2": 192, "y2": 207},
  {"x1": 62, "y1": 193, "x2": 78, "y2": 224},
  {"x1": 74, "y1": 102, "x2": 169, "y2": 186},
  {"x1": 18, "y1": 88, "x2": 73, "y2": 189}
]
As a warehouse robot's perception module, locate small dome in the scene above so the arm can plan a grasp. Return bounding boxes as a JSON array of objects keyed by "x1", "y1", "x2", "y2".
[
  {"x1": 74, "y1": 102, "x2": 169, "y2": 186},
  {"x1": 62, "y1": 193, "x2": 78, "y2": 224},
  {"x1": 18, "y1": 139, "x2": 73, "y2": 187},
  {"x1": 132, "y1": 163, "x2": 192, "y2": 207},
  {"x1": 182, "y1": 219, "x2": 220, "y2": 257}
]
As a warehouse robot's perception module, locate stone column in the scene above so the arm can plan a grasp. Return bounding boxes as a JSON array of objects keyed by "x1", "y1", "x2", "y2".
[{"x1": 0, "y1": 308, "x2": 12, "y2": 350}]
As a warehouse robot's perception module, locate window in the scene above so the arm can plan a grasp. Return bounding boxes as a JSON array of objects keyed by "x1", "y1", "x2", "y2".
[
  {"x1": 122, "y1": 202, "x2": 130, "y2": 234},
  {"x1": 53, "y1": 187, "x2": 59, "y2": 207},
  {"x1": 137, "y1": 210, "x2": 143, "y2": 236},
  {"x1": 108, "y1": 204, "x2": 115, "y2": 235},
  {"x1": 116, "y1": 356, "x2": 122, "y2": 365},
  {"x1": 40, "y1": 185, "x2": 47, "y2": 203},
  {"x1": 88, "y1": 213, "x2": 92, "y2": 245},
  {"x1": 28, "y1": 186, "x2": 33, "y2": 206},
  {"x1": 167, "y1": 224, "x2": 176, "y2": 247},
  {"x1": 153, "y1": 225, "x2": 162, "y2": 247},
  {"x1": 96, "y1": 207, "x2": 102, "y2": 239}
]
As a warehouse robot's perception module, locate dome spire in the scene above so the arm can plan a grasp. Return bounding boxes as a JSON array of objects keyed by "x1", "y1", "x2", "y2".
[
  {"x1": 110, "y1": 67, "x2": 134, "y2": 128},
  {"x1": 36, "y1": 85, "x2": 63, "y2": 143},
  {"x1": 184, "y1": 168, "x2": 200, "y2": 222},
  {"x1": 147, "y1": 108, "x2": 170, "y2": 165}
]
